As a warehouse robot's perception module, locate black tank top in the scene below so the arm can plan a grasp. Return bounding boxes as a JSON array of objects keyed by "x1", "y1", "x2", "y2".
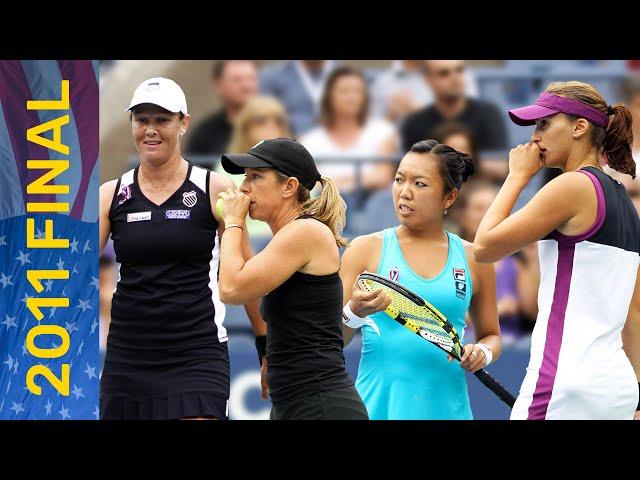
[
  {"x1": 108, "y1": 162, "x2": 227, "y2": 349},
  {"x1": 261, "y1": 243, "x2": 353, "y2": 405}
]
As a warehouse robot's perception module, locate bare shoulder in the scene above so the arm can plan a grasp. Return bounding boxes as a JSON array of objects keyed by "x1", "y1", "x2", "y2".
[
  {"x1": 209, "y1": 171, "x2": 235, "y2": 197},
  {"x1": 100, "y1": 179, "x2": 118, "y2": 196},
  {"x1": 347, "y1": 231, "x2": 383, "y2": 253},
  {"x1": 463, "y1": 239, "x2": 493, "y2": 277},
  {"x1": 342, "y1": 231, "x2": 384, "y2": 272},
  {"x1": 542, "y1": 170, "x2": 595, "y2": 196},
  {"x1": 283, "y1": 218, "x2": 335, "y2": 245},
  {"x1": 99, "y1": 180, "x2": 119, "y2": 217}
]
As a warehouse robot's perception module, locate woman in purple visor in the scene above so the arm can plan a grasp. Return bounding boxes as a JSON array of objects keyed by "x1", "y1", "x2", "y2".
[{"x1": 473, "y1": 81, "x2": 640, "y2": 420}]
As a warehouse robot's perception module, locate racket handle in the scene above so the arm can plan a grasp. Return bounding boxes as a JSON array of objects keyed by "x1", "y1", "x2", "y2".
[{"x1": 473, "y1": 369, "x2": 516, "y2": 408}]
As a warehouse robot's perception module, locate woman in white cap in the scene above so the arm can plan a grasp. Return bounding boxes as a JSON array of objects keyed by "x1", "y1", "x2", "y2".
[
  {"x1": 217, "y1": 138, "x2": 369, "y2": 420},
  {"x1": 98, "y1": 77, "x2": 267, "y2": 420},
  {"x1": 474, "y1": 81, "x2": 640, "y2": 420}
]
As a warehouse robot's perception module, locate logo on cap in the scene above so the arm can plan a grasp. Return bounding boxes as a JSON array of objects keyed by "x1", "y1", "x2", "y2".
[{"x1": 146, "y1": 82, "x2": 160, "y2": 92}]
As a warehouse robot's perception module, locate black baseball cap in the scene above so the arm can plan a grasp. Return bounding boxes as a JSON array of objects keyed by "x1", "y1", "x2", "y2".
[{"x1": 221, "y1": 138, "x2": 321, "y2": 190}]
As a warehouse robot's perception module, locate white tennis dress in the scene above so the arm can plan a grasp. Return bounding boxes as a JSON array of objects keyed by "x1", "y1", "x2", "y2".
[{"x1": 511, "y1": 167, "x2": 640, "y2": 420}]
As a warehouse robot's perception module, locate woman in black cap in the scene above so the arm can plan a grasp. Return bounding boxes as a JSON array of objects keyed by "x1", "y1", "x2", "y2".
[
  {"x1": 98, "y1": 77, "x2": 267, "y2": 420},
  {"x1": 218, "y1": 137, "x2": 369, "y2": 420}
]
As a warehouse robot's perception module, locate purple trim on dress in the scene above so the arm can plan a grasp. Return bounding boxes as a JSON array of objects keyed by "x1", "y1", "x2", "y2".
[
  {"x1": 554, "y1": 169, "x2": 606, "y2": 245},
  {"x1": 527, "y1": 243, "x2": 575, "y2": 419}
]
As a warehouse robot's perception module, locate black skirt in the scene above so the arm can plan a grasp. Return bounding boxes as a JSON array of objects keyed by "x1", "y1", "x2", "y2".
[{"x1": 100, "y1": 341, "x2": 230, "y2": 420}]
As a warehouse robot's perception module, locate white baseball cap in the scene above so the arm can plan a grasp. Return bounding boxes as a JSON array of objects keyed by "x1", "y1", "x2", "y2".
[{"x1": 125, "y1": 77, "x2": 188, "y2": 115}]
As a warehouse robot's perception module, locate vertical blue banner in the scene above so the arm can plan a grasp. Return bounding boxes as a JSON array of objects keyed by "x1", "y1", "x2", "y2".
[{"x1": 0, "y1": 60, "x2": 99, "y2": 420}]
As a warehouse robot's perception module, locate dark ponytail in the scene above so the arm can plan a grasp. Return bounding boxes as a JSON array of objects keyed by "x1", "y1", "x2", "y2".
[
  {"x1": 603, "y1": 104, "x2": 635, "y2": 178},
  {"x1": 410, "y1": 139, "x2": 476, "y2": 193}
]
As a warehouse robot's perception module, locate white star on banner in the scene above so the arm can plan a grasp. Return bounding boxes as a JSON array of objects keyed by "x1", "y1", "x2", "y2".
[
  {"x1": 44, "y1": 399, "x2": 53, "y2": 416},
  {"x1": 76, "y1": 340, "x2": 84, "y2": 356},
  {"x1": 0, "y1": 273, "x2": 14, "y2": 288},
  {"x1": 44, "y1": 279, "x2": 54, "y2": 292},
  {"x1": 56, "y1": 257, "x2": 65, "y2": 270},
  {"x1": 93, "y1": 405, "x2": 100, "y2": 420},
  {"x1": 69, "y1": 237, "x2": 79, "y2": 253},
  {"x1": 0, "y1": 235, "x2": 7, "y2": 246},
  {"x1": 3, "y1": 354, "x2": 14, "y2": 370},
  {"x1": 1, "y1": 315, "x2": 17, "y2": 330},
  {"x1": 82, "y1": 240, "x2": 92, "y2": 254},
  {"x1": 90, "y1": 276, "x2": 99, "y2": 290},
  {"x1": 76, "y1": 299, "x2": 92, "y2": 312},
  {"x1": 90, "y1": 319, "x2": 98, "y2": 335},
  {"x1": 9, "y1": 402, "x2": 25, "y2": 415},
  {"x1": 59, "y1": 405, "x2": 71, "y2": 420},
  {"x1": 65, "y1": 322, "x2": 79, "y2": 334},
  {"x1": 15, "y1": 251, "x2": 31, "y2": 266},
  {"x1": 49, "y1": 306, "x2": 57, "y2": 319},
  {"x1": 19, "y1": 293, "x2": 32, "y2": 304},
  {"x1": 34, "y1": 228, "x2": 45, "y2": 239},
  {"x1": 71, "y1": 385, "x2": 85, "y2": 400},
  {"x1": 84, "y1": 363, "x2": 97, "y2": 380}
]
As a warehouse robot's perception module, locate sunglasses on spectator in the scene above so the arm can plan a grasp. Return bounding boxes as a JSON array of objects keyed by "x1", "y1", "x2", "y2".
[{"x1": 250, "y1": 115, "x2": 286, "y2": 127}]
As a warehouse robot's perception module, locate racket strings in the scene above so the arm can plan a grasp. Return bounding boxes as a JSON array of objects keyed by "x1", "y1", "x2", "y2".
[{"x1": 360, "y1": 278, "x2": 463, "y2": 358}]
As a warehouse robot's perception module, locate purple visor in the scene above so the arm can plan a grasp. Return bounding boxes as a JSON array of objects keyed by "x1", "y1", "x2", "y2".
[{"x1": 508, "y1": 92, "x2": 609, "y2": 128}]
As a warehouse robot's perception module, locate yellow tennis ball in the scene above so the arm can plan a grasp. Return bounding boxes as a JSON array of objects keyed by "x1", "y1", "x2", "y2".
[{"x1": 216, "y1": 198, "x2": 224, "y2": 218}]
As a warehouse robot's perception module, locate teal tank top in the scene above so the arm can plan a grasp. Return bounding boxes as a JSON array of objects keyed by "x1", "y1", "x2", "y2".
[{"x1": 355, "y1": 228, "x2": 474, "y2": 419}]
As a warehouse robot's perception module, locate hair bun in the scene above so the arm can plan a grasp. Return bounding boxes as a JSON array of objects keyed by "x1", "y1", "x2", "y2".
[{"x1": 461, "y1": 155, "x2": 475, "y2": 182}]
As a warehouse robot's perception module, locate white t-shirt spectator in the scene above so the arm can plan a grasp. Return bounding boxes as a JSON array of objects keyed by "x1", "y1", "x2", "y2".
[{"x1": 300, "y1": 118, "x2": 398, "y2": 192}]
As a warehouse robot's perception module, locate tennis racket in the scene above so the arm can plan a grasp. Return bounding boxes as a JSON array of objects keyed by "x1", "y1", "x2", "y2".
[{"x1": 357, "y1": 272, "x2": 516, "y2": 408}]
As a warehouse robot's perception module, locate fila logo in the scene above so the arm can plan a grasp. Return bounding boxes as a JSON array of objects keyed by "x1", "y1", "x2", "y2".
[
  {"x1": 389, "y1": 267, "x2": 400, "y2": 282},
  {"x1": 165, "y1": 209, "x2": 191, "y2": 220},
  {"x1": 182, "y1": 190, "x2": 197, "y2": 207},
  {"x1": 127, "y1": 211, "x2": 151, "y2": 222},
  {"x1": 453, "y1": 268, "x2": 467, "y2": 299}
]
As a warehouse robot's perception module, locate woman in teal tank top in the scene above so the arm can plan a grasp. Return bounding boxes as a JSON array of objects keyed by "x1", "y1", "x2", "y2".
[{"x1": 340, "y1": 139, "x2": 502, "y2": 419}]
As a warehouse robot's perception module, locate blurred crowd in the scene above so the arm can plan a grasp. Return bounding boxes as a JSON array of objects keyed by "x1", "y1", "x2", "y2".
[{"x1": 100, "y1": 60, "x2": 640, "y2": 361}]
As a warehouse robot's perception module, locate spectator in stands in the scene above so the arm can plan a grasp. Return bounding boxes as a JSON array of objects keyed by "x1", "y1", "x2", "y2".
[
  {"x1": 458, "y1": 181, "x2": 539, "y2": 344},
  {"x1": 260, "y1": 60, "x2": 338, "y2": 136},
  {"x1": 227, "y1": 96, "x2": 292, "y2": 154},
  {"x1": 431, "y1": 122, "x2": 484, "y2": 183},
  {"x1": 401, "y1": 60, "x2": 509, "y2": 181},
  {"x1": 300, "y1": 66, "x2": 398, "y2": 197},
  {"x1": 371, "y1": 60, "x2": 479, "y2": 125},
  {"x1": 622, "y1": 76, "x2": 640, "y2": 164},
  {"x1": 220, "y1": 96, "x2": 293, "y2": 237},
  {"x1": 186, "y1": 60, "x2": 259, "y2": 158}
]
